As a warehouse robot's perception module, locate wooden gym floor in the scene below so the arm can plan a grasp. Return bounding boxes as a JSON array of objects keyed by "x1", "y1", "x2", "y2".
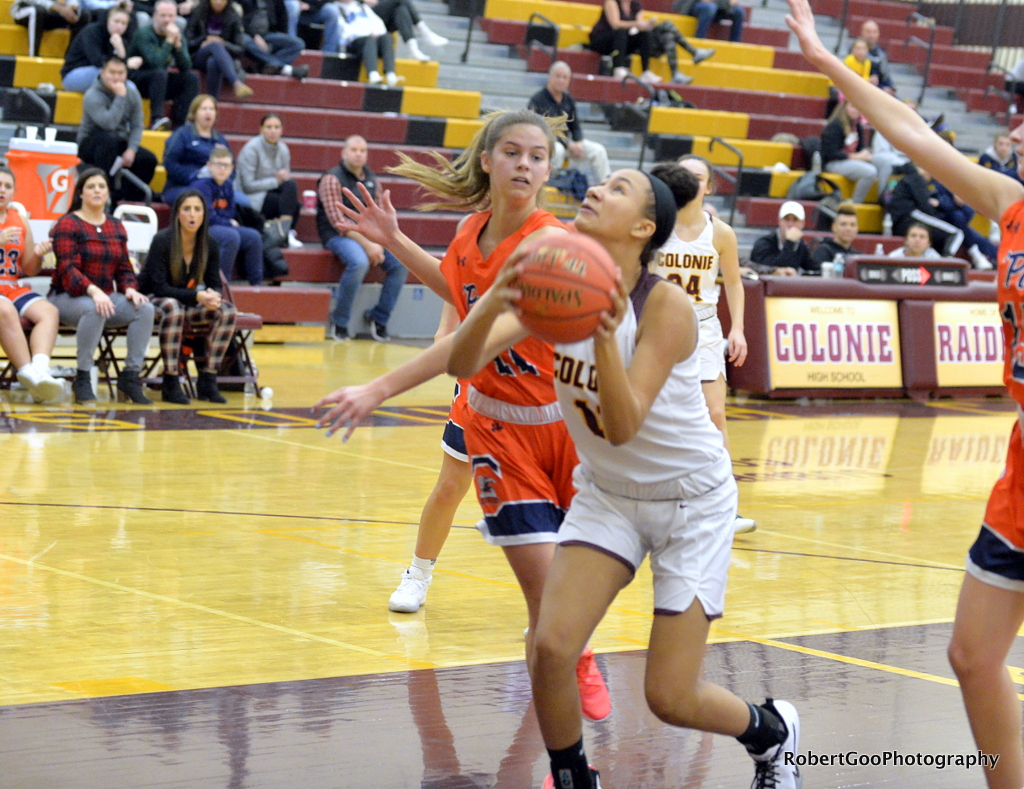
[{"x1": 0, "y1": 339, "x2": 1021, "y2": 788}]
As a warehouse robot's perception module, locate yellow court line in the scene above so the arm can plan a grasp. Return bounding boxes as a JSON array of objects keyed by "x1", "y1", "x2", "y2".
[
  {"x1": 0, "y1": 551, "x2": 434, "y2": 670},
  {"x1": 236, "y1": 430, "x2": 444, "y2": 473},
  {"x1": 725, "y1": 407, "x2": 798, "y2": 419},
  {"x1": 924, "y1": 401, "x2": 1011, "y2": 415},
  {"x1": 712, "y1": 627, "x2": 1024, "y2": 700},
  {"x1": 372, "y1": 411, "x2": 446, "y2": 425},
  {"x1": 749, "y1": 528, "x2": 965, "y2": 570}
]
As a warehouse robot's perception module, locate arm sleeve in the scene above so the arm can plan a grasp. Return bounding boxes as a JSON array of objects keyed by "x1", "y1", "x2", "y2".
[
  {"x1": 163, "y1": 128, "x2": 192, "y2": 185},
  {"x1": 127, "y1": 89, "x2": 144, "y2": 150},
  {"x1": 565, "y1": 95, "x2": 583, "y2": 142},
  {"x1": 748, "y1": 235, "x2": 784, "y2": 271},
  {"x1": 798, "y1": 242, "x2": 821, "y2": 275},
  {"x1": 318, "y1": 174, "x2": 348, "y2": 234},
  {"x1": 236, "y1": 141, "x2": 278, "y2": 194},
  {"x1": 202, "y1": 242, "x2": 223, "y2": 293},
  {"x1": 52, "y1": 217, "x2": 92, "y2": 296},
  {"x1": 112, "y1": 222, "x2": 139, "y2": 293},
  {"x1": 81, "y1": 89, "x2": 129, "y2": 132},
  {"x1": 144, "y1": 231, "x2": 198, "y2": 304},
  {"x1": 811, "y1": 241, "x2": 834, "y2": 265},
  {"x1": 820, "y1": 120, "x2": 847, "y2": 164}
]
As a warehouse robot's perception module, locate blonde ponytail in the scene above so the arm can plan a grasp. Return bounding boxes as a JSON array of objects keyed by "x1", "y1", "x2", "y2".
[{"x1": 389, "y1": 109, "x2": 567, "y2": 212}]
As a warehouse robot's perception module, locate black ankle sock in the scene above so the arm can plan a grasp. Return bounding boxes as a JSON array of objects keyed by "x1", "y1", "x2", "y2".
[
  {"x1": 547, "y1": 737, "x2": 594, "y2": 789},
  {"x1": 736, "y1": 700, "x2": 787, "y2": 755}
]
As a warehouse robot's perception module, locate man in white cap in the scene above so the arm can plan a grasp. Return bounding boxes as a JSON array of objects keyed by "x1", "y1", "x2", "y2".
[{"x1": 748, "y1": 200, "x2": 819, "y2": 275}]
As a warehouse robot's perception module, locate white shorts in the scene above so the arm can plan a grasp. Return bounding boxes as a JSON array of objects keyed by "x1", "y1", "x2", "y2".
[
  {"x1": 557, "y1": 460, "x2": 737, "y2": 618},
  {"x1": 698, "y1": 315, "x2": 727, "y2": 383}
]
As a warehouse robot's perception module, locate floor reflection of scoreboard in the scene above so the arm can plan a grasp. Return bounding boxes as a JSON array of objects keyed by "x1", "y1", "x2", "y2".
[
  {"x1": 921, "y1": 415, "x2": 1017, "y2": 497},
  {"x1": 748, "y1": 417, "x2": 899, "y2": 497}
]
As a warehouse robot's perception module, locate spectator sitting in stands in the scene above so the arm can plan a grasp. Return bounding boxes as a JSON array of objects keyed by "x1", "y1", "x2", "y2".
[
  {"x1": 672, "y1": 0, "x2": 743, "y2": 42},
  {"x1": 931, "y1": 177, "x2": 996, "y2": 269},
  {"x1": 190, "y1": 145, "x2": 265, "y2": 285},
  {"x1": 842, "y1": 37, "x2": 872, "y2": 82},
  {"x1": 979, "y1": 131, "x2": 1023, "y2": 185},
  {"x1": 237, "y1": 113, "x2": 302, "y2": 248},
  {"x1": 887, "y1": 162, "x2": 964, "y2": 257},
  {"x1": 0, "y1": 168, "x2": 64, "y2": 403},
  {"x1": 283, "y1": 0, "x2": 341, "y2": 54},
  {"x1": 888, "y1": 222, "x2": 941, "y2": 259},
  {"x1": 162, "y1": 93, "x2": 232, "y2": 204},
  {"x1": 139, "y1": 189, "x2": 236, "y2": 404},
  {"x1": 821, "y1": 98, "x2": 878, "y2": 205},
  {"x1": 337, "y1": 0, "x2": 400, "y2": 87},
  {"x1": 61, "y1": 3, "x2": 139, "y2": 92},
  {"x1": 749, "y1": 200, "x2": 819, "y2": 276},
  {"x1": 362, "y1": 0, "x2": 447, "y2": 63},
  {"x1": 589, "y1": 0, "x2": 660, "y2": 84},
  {"x1": 812, "y1": 201, "x2": 859, "y2": 267},
  {"x1": 128, "y1": 0, "x2": 199, "y2": 130},
  {"x1": 11, "y1": 0, "x2": 90, "y2": 53},
  {"x1": 238, "y1": 0, "x2": 308, "y2": 79},
  {"x1": 1005, "y1": 53, "x2": 1024, "y2": 113},
  {"x1": 859, "y1": 20, "x2": 895, "y2": 94},
  {"x1": 186, "y1": 0, "x2": 254, "y2": 99},
  {"x1": 77, "y1": 55, "x2": 158, "y2": 203},
  {"x1": 527, "y1": 61, "x2": 610, "y2": 185},
  {"x1": 872, "y1": 127, "x2": 910, "y2": 195},
  {"x1": 317, "y1": 134, "x2": 406, "y2": 342},
  {"x1": 648, "y1": 17, "x2": 715, "y2": 85},
  {"x1": 48, "y1": 168, "x2": 155, "y2": 405}
]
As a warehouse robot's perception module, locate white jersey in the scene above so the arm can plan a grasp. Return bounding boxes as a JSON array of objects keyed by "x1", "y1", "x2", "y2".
[
  {"x1": 653, "y1": 211, "x2": 720, "y2": 313},
  {"x1": 553, "y1": 269, "x2": 729, "y2": 486}
]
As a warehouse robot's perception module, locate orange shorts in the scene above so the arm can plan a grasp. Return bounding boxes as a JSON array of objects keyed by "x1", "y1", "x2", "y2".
[
  {"x1": 464, "y1": 409, "x2": 578, "y2": 546},
  {"x1": 967, "y1": 419, "x2": 1024, "y2": 590},
  {"x1": 441, "y1": 381, "x2": 470, "y2": 462},
  {"x1": 0, "y1": 282, "x2": 40, "y2": 314}
]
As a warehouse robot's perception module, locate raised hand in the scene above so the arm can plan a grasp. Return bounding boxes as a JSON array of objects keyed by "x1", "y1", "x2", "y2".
[
  {"x1": 785, "y1": 0, "x2": 830, "y2": 67},
  {"x1": 336, "y1": 183, "x2": 400, "y2": 246}
]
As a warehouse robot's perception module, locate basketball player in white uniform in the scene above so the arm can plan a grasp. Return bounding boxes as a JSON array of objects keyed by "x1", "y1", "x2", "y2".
[
  {"x1": 651, "y1": 157, "x2": 756, "y2": 534},
  {"x1": 447, "y1": 169, "x2": 800, "y2": 789}
]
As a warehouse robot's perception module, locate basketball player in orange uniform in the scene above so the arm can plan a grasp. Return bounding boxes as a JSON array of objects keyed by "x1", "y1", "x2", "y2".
[
  {"x1": 315, "y1": 109, "x2": 611, "y2": 721},
  {"x1": 788, "y1": 2, "x2": 1024, "y2": 786},
  {"x1": 0, "y1": 167, "x2": 64, "y2": 403}
]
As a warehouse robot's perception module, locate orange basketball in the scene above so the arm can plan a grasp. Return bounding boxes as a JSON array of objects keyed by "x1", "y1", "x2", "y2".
[{"x1": 513, "y1": 233, "x2": 618, "y2": 344}]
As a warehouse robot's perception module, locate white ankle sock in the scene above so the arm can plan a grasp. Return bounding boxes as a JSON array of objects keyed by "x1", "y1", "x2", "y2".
[
  {"x1": 411, "y1": 554, "x2": 436, "y2": 574},
  {"x1": 32, "y1": 353, "x2": 51, "y2": 372},
  {"x1": 281, "y1": 64, "x2": 293, "y2": 76}
]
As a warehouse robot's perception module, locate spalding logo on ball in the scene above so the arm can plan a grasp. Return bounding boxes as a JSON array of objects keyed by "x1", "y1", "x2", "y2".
[{"x1": 513, "y1": 234, "x2": 617, "y2": 344}]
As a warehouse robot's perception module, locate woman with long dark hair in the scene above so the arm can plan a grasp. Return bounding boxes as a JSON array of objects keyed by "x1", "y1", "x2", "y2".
[
  {"x1": 48, "y1": 168, "x2": 155, "y2": 405},
  {"x1": 140, "y1": 189, "x2": 237, "y2": 404}
]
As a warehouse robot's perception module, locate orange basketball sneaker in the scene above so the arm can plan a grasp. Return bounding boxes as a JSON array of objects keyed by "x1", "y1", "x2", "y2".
[{"x1": 576, "y1": 648, "x2": 611, "y2": 721}]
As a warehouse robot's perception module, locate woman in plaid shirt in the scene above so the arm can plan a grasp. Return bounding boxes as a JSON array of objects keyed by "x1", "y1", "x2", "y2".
[{"x1": 48, "y1": 168, "x2": 155, "y2": 405}]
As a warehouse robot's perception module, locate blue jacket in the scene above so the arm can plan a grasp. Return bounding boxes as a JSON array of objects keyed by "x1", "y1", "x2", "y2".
[
  {"x1": 190, "y1": 176, "x2": 236, "y2": 227},
  {"x1": 978, "y1": 147, "x2": 1023, "y2": 184},
  {"x1": 163, "y1": 123, "x2": 232, "y2": 194}
]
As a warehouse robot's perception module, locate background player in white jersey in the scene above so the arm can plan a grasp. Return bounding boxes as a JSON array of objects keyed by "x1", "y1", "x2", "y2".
[
  {"x1": 447, "y1": 169, "x2": 800, "y2": 789},
  {"x1": 650, "y1": 157, "x2": 755, "y2": 534}
]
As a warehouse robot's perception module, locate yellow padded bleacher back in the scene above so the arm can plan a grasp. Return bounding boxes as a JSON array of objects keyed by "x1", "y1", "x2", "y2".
[
  {"x1": 401, "y1": 86, "x2": 481, "y2": 121},
  {"x1": 649, "y1": 106, "x2": 749, "y2": 139},
  {"x1": 13, "y1": 55, "x2": 61, "y2": 88},
  {"x1": 0, "y1": 24, "x2": 68, "y2": 58}
]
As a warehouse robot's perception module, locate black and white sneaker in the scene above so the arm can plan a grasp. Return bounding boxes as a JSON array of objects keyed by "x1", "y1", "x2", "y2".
[
  {"x1": 150, "y1": 116, "x2": 171, "y2": 131},
  {"x1": 364, "y1": 311, "x2": 389, "y2": 342},
  {"x1": 328, "y1": 324, "x2": 350, "y2": 342},
  {"x1": 750, "y1": 699, "x2": 801, "y2": 789}
]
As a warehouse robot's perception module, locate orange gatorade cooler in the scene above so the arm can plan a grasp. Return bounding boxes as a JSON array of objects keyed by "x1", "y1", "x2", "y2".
[{"x1": 6, "y1": 138, "x2": 79, "y2": 219}]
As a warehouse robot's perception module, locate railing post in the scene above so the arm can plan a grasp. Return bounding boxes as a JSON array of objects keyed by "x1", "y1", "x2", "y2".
[
  {"x1": 621, "y1": 75, "x2": 655, "y2": 169},
  {"x1": 990, "y1": 0, "x2": 1009, "y2": 65},
  {"x1": 905, "y1": 12, "x2": 937, "y2": 107},
  {"x1": 461, "y1": 0, "x2": 486, "y2": 64},
  {"x1": 709, "y1": 137, "x2": 744, "y2": 227},
  {"x1": 832, "y1": 0, "x2": 850, "y2": 56}
]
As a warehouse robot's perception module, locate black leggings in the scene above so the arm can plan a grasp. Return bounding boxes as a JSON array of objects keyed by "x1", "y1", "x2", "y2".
[
  {"x1": 262, "y1": 180, "x2": 299, "y2": 220},
  {"x1": 589, "y1": 27, "x2": 653, "y2": 71},
  {"x1": 374, "y1": 0, "x2": 421, "y2": 41}
]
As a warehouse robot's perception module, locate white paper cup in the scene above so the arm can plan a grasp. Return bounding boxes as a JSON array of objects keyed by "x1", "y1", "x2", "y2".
[
  {"x1": 44, "y1": 127, "x2": 57, "y2": 142},
  {"x1": 25, "y1": 126, "x2": 38, "y2": 141},
  {"x1": 821, "y1": 262, "x2": 835, "y2": 278}
]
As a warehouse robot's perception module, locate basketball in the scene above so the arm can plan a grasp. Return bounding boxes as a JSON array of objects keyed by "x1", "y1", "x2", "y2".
[{"x1": 513, "y1": 233, "x2": 618, "y2": 344}]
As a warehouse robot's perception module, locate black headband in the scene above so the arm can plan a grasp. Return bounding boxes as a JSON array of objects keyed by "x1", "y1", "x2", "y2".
[{"x1": 643, "y1": 172, "x2": 677, "y2": 251}]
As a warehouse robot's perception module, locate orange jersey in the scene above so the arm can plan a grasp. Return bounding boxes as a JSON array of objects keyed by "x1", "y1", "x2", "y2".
[
  {"x1": 998, "y1": 199, "x2": 1024, "y2": 407},
  {"x1": 0, "y1": 209, "x2": 28, "y2": 285},
  {"x1": 440, "y1": 209, "x2": 565, "y2": 406}
]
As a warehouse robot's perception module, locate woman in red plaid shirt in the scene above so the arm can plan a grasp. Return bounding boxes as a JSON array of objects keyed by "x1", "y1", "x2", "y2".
[{"x1": 48, "y1": 168, "x2": 155, "y2": 405}]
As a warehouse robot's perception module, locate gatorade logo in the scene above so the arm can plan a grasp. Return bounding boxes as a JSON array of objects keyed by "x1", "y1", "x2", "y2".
[{"x1": 37, "y1": 164, "x2": 75, "y2": 214}]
